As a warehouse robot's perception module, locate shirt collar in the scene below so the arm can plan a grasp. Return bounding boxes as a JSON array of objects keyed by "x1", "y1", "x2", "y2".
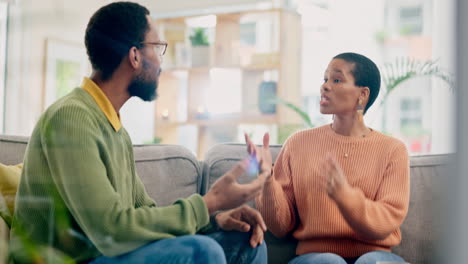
[{"x1": 81, "y1": 77, "x2": 122, "y2": 132}]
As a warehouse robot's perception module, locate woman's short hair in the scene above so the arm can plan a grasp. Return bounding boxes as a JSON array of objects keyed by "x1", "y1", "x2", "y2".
[{"x1": 333, "y1": 52, "x2": 381, "y2": 114}]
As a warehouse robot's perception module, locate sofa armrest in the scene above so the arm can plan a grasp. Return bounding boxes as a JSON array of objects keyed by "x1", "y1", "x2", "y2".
[{"x1": 0, "y1": 135, "x2": 29, "y2": 165}]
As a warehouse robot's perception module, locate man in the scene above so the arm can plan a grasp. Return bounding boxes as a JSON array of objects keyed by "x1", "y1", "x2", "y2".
[{"x1": 10, "y1": 2, "x2": 270, "y2": 263}]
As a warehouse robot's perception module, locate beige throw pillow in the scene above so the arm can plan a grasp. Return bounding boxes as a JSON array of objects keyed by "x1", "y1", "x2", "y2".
[{"x1": 0, "y1": 163, "x2": 22, "y2": 226}]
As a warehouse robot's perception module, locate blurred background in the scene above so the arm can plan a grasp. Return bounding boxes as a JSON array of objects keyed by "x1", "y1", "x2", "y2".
[{"x1": 0, "y1": 0, "x2": 455, "y2": 159}]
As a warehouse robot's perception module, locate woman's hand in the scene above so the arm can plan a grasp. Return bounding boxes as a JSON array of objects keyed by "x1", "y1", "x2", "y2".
[{"x1": 322, "y1": 153, "x2": 350, "y2": 200}]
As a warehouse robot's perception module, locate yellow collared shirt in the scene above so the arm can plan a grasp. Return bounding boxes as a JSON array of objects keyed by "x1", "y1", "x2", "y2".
[{"x1": 81, "y1": 77, "x2": 122, "y2": 131}]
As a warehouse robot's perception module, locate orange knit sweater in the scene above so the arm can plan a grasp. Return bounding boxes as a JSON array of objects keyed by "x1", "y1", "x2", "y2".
[{"x1": 256, "y1": 124, "x2": 410, "y2": 258}]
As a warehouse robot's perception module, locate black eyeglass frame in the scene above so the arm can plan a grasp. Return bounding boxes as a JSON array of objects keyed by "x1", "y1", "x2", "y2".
[{"x1": 139, "y1": 41, "x2": 168, "y2": 56}]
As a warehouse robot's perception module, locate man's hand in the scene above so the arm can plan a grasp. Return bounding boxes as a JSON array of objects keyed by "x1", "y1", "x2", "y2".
[
  {"x1": 244, "y1": 133, "x2": 272, "y2": 181},
  {"x1": 215, "y1": 205, "x2": 267, "y2": 248},
  {"x1": 203, "y1": 160, "x2": 268, "y2": 214}
]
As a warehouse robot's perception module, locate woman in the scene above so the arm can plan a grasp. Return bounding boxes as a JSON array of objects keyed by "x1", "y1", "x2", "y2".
[{"x1": 251, "y1": 52, "x2": 410, "y2": 264}]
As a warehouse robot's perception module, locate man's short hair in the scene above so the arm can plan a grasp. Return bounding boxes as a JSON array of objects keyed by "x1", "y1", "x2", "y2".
[
  {"x1": 85, "y1": 2, "x2": 150, "y2": 80},
  {"x1": 333, "y1": 52, "x2": 381, "y2": 114}
]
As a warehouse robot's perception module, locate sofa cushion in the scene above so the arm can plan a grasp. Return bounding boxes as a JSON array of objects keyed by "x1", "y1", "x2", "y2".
[
  {"x1": 0, "y1": 135, "x2": 28, "y2": 229},
  {"x1": 0, "y1": 163, "x2": 22, "y2": 226},
  {"x1": 133, "y1": 144, "x2": 202, "y2": 206}
]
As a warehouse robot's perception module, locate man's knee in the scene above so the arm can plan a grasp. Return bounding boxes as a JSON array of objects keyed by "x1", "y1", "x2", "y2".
[
  {"x1": 186, "y1": 235, "x2": 226, "y2": 263},
  {"x1": 223, "y1": 232, "x2": 267, "y2": 264},
  {"x1": 207, "y1": 231, "x2": 267, "y2": 264}
]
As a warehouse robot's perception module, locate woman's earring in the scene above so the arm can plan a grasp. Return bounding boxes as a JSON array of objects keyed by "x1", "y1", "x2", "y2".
[{"x1": 357, "y1": 99, "x2": 364, "y2": 122}]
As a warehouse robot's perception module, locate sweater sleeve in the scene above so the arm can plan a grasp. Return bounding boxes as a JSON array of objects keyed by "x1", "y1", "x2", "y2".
[
  {"x1": 256, "y1": 143, "x2": 297, "y2": 238},
  {"x1": 133, "y1": 172, "x2": 157, "y2": 208},
  {"x1": 334, "y1": 142, "x2": 410, "y2": 241},
  {"x1": 41, "y1": 105, "x2": 209, "y2": 257}
]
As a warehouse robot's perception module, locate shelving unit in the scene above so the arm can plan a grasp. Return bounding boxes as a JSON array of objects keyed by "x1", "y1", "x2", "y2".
[{"x1": 154, "y1": 8, "x2": 302, "y2": 158}]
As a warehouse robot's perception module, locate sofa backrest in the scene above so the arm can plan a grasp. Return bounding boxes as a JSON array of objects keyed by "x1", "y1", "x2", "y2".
[
  {"x1": 392, "y1": 154, "x2": 450, "y2": 264},
  {"x1": 0, "y1": 135, "x2": 202, "y2": 207},
  {"x1": 201, "y1": 143, "x2": 283, "y2": 195},
  {"x1": 203, "y1": 143, "x2": 451, "y2": 264},
  {"x1": 0, "y1": 135, "x2": 28, "y2": 165},
  {"x1": 133, "y1": 144, "x2": 202, "y2": 206}
]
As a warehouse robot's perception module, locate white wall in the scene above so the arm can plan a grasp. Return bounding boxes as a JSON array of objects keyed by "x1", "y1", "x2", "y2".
[
  {"x1": 0, "y1": 3, "x2": 7, "y2": 133},
  {"x1": 431, "y1": 0, "x2": 455, "y2": 154},
  {"x1": 4, "y1": 0, "x2": 106, "y2": 136}
]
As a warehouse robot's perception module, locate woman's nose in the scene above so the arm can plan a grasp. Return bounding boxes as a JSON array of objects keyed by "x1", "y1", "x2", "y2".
[{"x1": 321, "y1": 83, "x2": 330, "y2": 92}]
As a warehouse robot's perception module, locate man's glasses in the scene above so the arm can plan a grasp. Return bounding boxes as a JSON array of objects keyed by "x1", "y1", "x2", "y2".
[{"x1": 140, "y1": 41, "x2": 168, "y2": 56}]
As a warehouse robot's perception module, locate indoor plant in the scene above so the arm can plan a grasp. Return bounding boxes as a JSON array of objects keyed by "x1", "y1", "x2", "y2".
[{"x1": 189, "y1": 27, "x2": 210, "y2": 67}]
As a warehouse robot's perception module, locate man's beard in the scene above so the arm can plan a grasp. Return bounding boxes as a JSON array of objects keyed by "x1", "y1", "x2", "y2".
[{"x1": 128, "y1": 59, "x2": 160, "y2": 102}]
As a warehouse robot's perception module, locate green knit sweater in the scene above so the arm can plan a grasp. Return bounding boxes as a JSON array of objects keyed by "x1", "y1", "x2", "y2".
[{"x1": 10, "y1": 88, "x2": 210, "y2": 262}]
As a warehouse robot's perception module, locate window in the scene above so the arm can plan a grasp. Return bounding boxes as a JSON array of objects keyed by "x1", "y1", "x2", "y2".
[
  {"x1": 240, "y1": 22, "x2": 256, "y2": 46},
  {"x1": 399, "y1": 6, "x2": 423, "y2": 35},
  {"x1": 400, "y1": 98, "x2": 422, "y2": 131},
  {"x1": 400, "y1": 98, "x2": 429, "y2": 153}
]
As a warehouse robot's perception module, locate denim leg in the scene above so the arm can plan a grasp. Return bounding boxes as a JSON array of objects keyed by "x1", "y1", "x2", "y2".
[
  {"x1": 88, "y1": 235, "x2": 226, "y2": 264},
  {"x1": 289, "y1": 253, "x2": 348, "y2": 264},
  {"x1": 207, "y1": 230, "x2": 267, "y2": 264},
  {"x1": 354, "y1": 251, "x2": 405, "y2": 264}
]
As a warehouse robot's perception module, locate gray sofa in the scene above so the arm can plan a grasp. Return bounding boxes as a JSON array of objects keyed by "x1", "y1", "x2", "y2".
[{"x1": 0, "y1": 135, "x2": 450, "y2": 264}]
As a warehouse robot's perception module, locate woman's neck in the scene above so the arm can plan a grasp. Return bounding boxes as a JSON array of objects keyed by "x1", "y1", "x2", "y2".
[{"x1": 331, "y1": 115, "x2": 371, "y2": 137}]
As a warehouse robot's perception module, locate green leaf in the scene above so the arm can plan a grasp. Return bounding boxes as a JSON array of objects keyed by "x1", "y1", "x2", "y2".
[
  {"x1": 189, "y1": 28, "x2": 209, "y2": 46},
  {"x1": 380, "y1": 57, "x2": 454, "y2": 106},
  {"x1": 269, "y1": 97, "x2": 314, "y2": 128}
]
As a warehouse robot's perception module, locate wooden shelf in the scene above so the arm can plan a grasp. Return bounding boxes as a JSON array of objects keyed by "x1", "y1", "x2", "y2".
[{"x1": 155, "y1": 8, "x2": 302, "y2": 158}]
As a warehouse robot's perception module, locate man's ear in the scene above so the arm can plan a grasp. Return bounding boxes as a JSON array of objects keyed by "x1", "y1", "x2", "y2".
[{"x1": 129, "y1": 47, "x2": 140, "y2": 69}]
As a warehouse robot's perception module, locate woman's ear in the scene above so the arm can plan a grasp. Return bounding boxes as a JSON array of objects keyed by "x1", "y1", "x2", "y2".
[
  {"x1": 361, "y1": 87, "x2": 371, "y2": 106},
  {"x1": 128, "y1": 47, "x2": 140, "y2": 69}
]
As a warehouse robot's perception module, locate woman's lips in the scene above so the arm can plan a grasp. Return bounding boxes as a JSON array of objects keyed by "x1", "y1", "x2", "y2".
[{"x1": 320, "y1": 95, "x2": 330, "y2": 105}]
